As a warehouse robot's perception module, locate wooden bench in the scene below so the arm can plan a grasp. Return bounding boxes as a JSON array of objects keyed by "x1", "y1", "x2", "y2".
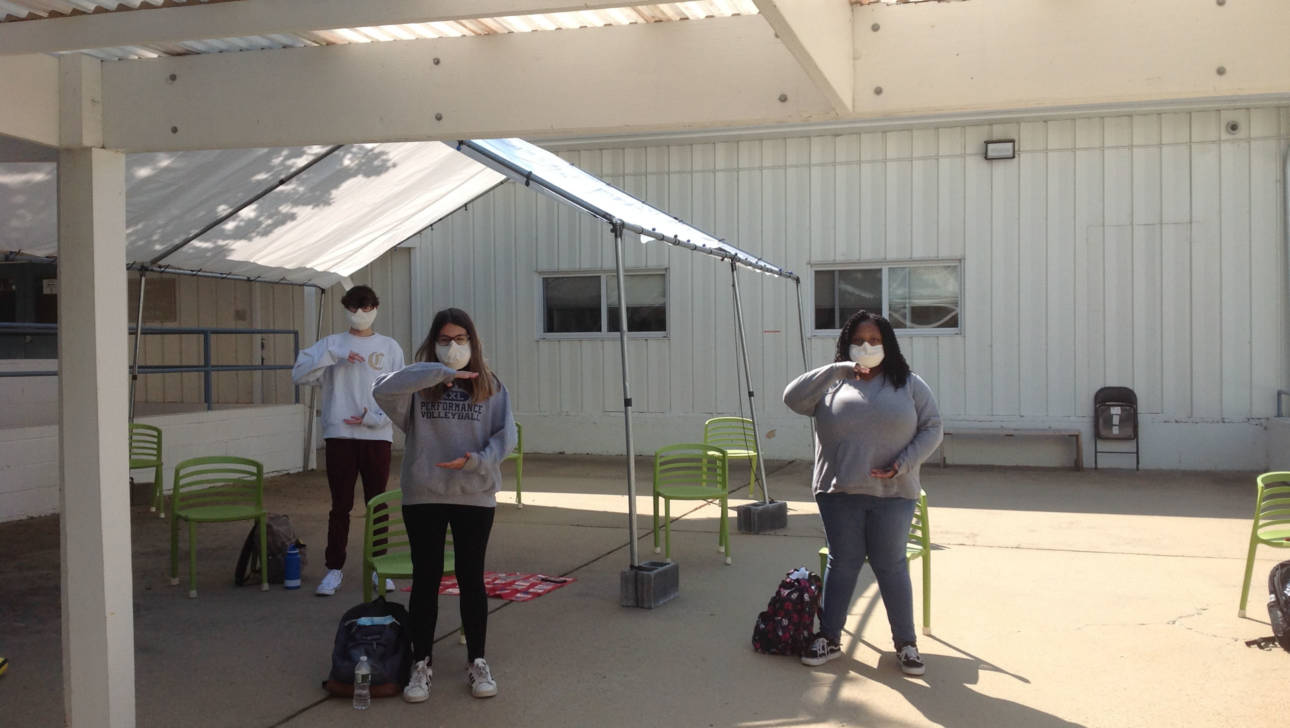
[{"x1": 940, "y1": 428, "x2": 1083, "y2": 470}]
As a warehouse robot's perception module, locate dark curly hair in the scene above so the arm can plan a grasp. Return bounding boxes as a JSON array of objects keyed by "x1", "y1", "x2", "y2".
[{"x1": 833, "y1": 310, "x2": 910, "y2": 389}]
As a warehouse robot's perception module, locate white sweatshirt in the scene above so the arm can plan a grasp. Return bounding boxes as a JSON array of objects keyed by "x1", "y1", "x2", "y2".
[{"x1": 292, "y1": 331, "x2": 405, "y2": 441}]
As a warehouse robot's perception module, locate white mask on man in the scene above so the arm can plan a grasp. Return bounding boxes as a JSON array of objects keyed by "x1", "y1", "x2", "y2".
[
  {"x1": 346, "y1": 308, "x2": 377, "y2": 331},
  {"x1": 849, "y1": 342, "x2": 885, "y2": 369},
  {"x1": 437, "y1": 342, "x2": 472, "y2": 370}
]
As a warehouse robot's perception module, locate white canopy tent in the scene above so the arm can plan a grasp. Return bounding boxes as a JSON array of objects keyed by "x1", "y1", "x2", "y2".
[{"x1": 2, "y1": 136, "x2": 804, "y2": 574}]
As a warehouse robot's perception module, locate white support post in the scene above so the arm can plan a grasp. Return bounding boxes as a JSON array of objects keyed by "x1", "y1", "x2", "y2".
[{"x1": 57, "y1": 146, "x2": 134, "y2": 728}]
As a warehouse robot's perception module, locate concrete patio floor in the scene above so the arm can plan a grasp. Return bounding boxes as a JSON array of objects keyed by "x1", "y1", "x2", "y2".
[{"x1": 2, "y1": 454, "x2": 1288, "y2": 727}]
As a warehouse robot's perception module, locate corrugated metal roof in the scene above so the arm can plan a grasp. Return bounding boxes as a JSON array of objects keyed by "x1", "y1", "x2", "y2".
[{"x1": 0, "y1": 1, "x2": 762, "y2": 61}]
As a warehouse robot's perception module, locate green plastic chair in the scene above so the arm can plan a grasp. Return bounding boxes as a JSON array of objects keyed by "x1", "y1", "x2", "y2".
[
  {"x1": 362, "y1": 489, "x2": 455, "y2": 603},
  {"x1": 129, "y1": 423, "x2": 165, "y2": 518},
  {"x1": 169, "y1": 456, "x2": 267, "y2": 598},
  {"x1": 703, "y1": 417, "x2": 760, "y2": 500},
  {"x1": 818, "y1": 489, "x2": 933, "y2": 635},
  {"x1": 503, "y1": 422, "x2": 524, "y2": 508},
  {"x1": 652, "y1": 443, "x2": 731, "y2": 565},
  {"x1": 1238, "y1": 472, "x2": 1290, "y2": 617}
]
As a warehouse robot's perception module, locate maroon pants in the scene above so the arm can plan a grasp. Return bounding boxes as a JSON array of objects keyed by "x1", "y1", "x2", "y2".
[{"x1": 324, "y1": 438, "x2": 392, "y2": 571}]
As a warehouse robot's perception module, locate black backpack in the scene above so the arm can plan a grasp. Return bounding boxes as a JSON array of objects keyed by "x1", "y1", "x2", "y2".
[
  {"x1": 1248, "y1": 560, "x2": 1290, "y2": 652},
  {"x1": 323, "y1": 596, "x2": 414, "y2": 698},
  {"x1": 234, "y1": 514, "x2": 306, "y2": 586},
  {"x1": 751, "y1": 568, "x2": 823, "y2": 656}
]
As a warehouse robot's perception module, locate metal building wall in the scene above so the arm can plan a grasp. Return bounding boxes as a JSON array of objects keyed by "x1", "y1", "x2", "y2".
[{"x1": 412, "y1": 107, "x2": 1290, "y2": 469}]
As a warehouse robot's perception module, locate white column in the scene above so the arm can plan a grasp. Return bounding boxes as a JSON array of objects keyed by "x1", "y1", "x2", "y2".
[{"x1": 58, "y1": 53, "x2": 135, "y2": 728}]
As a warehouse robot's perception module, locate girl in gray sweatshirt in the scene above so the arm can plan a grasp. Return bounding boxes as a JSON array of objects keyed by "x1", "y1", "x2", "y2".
[
  {"x1": 373, "y1": 308, "x2": 516, "y2": 703},
  {"x1": 782, "y1": 310, "x2": 942, "y2": 676}
]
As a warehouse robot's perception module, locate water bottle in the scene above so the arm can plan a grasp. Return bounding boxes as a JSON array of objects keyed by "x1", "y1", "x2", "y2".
[
  {"x1": 353, "y1": 655, "x2": 371, "y2": 710},
  {"x1": 282, "y1": 544, "x2": 301, "y2": 589}
]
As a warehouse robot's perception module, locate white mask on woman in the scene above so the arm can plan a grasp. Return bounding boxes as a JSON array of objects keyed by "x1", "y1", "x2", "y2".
[
  {"x1": 346, "y1": 308, "x2": 377, "y2": 331},
  {"x1": 436, "y1": 341, "x2": 472, "y2": 370},
  {"x1": 849, "y1": 342, "x2": 885, "y2": 369}
]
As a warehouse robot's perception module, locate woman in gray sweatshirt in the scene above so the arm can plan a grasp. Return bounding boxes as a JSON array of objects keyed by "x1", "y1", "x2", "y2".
[
  {"x1": 782, "y1": 310, "x2": 942, "y2": 675},
  {"x1": 373, "y1": 308, "x2": 516, "y2": 703}
]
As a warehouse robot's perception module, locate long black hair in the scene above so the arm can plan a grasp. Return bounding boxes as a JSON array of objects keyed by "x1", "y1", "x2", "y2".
[{"x1": 833, "y1": 310, "x2": 911, "y2": 389}]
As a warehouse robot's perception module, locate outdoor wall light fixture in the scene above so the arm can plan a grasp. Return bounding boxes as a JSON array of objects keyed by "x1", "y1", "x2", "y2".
[{"x1": 984, "y1": 139, "x2": 1016, "y2": 160}]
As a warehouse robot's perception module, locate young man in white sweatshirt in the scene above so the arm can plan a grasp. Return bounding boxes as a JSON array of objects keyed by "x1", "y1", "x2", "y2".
[{"x1": 292, "y1": 285, "x2": 405, "y2": 596}]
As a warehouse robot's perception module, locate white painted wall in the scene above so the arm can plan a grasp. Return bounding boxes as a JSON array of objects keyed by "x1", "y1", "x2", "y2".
[
  {"x1": 410, "y1": 105, "x2": 1290, "y2": 470},
  {"x1": 0, "y1": 405, "x2": 306, "y2": 522}
]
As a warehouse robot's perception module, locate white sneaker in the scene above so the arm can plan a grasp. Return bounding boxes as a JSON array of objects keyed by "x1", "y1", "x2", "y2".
[
  {"x1": 466, "y1": 657, "x2": 498, "y2": 698},
  {"x1": 315, "y1": 569, "x2": 343, "y2": 596},
  {"x1": 403, "y1": 658, "x2": 431, "y2": 703},
  {"x1": 371, "y1": 571, "x2": 396, "y2": 593}
]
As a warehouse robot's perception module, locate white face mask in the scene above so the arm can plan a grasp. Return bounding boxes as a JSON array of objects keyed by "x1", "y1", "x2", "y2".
[
  {"x1": 346, "y1": 308, "x2": 377, "y2": 331},
  {"x1": 436, "y1": 341, "x2": 472, "y2": 370},
  {"x1": 850, "y1": 342, "x2": 885, "y2": 369}
]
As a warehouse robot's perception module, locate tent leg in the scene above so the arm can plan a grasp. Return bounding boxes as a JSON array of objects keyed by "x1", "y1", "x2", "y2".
[
  {"x1": 128, "y1": 270, "x2": 146, "y2": 422},
  {"x1": 794, "y1": 278, "x2": 816, "y2": 443},
  {"x1": 302, "y1": 289, "x2": 324, "y2": 471},
  {"x1": 611, "y1": 222, "x2": 640, "y2": 568},
  {"x1": 729, "y1": 262, "x2": 772, "y2": 504}
]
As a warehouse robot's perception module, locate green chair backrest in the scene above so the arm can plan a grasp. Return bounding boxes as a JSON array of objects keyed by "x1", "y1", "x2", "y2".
[
  {"x1": 1254, "y1": 472, "x2": 1290, "y2": 544},
  {"x1": 703, "y1": 417, "x2": 756, "y2": 453},
  {"x1": 130, "y1": 423, "x2": 163, "y2": 463},
  {"x1": 364, "y1": 489, "x2": 413, "y2": 563},
  {"x1": 653, "y1": 443, "x2": 729, "y2": 492},
  {"x1": 171, "y1": 456, "x2": 264, "y2": 514},
  {"x1": 908, "y1": 490, "x2": 930, "y2": 558},
  {"x1": 505, "y1": 422, "x2": 523, "y2": 459}
]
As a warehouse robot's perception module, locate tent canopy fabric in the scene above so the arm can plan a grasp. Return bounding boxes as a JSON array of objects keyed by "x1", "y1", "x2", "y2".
[{"x1": 0, "y1": 138, "x2": 791, "y2": 288}]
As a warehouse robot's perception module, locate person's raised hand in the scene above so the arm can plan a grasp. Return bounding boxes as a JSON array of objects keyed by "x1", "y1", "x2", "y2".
[
  {"x1": 445, "y1": 370, "x2": 479, "y2": 388},
  {"x1": 347, "y1": 351, "x2": 366, "y2": 364},
  {"x1": 436, "y1": 454, "x2": 470, "y2": 470}
]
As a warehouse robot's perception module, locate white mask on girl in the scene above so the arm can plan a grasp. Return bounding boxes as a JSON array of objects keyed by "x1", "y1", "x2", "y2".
[
  {"x1": 436, "y1": 342, "x2": 472, "y2": 370},
  {"x1": 849, "y1": 342, "x2": 885, "y2": 369},
  {"x1": 346, "y1": 308, "x2": 377, "y2": 331}
]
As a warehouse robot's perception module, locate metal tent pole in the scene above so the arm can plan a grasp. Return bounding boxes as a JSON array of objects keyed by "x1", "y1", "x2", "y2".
[
  {"x1": 128, "y1": 270, "x2": 147, "y2": 422},
  {"x1": 730, "y1": 261, "x2": 772, "y2": 504},
  {"x1": 302, "y1": 289, "x2": 325, "y2": 471},
  {"x1": 612, "y1": 222, "x2": 640, "y2": 567},
  {"x1": 795, "y1": 278, "x2": 816, "y2": 441}
]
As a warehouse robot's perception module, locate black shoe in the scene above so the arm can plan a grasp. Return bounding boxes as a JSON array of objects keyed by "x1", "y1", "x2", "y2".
[
  {"x1": 801, "y1": 635, "x2": 842, "y2": 666},
  {"x1": 896, "y1": 642, "x2": 925, "y2": 676}
]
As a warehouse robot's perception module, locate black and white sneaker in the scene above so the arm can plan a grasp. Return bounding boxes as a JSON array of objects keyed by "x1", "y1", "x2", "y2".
[
  {"x1": 800, "y1": 635, "x2": 842, "y2": 666},
  {"x1": 897, "y1": 642, "x2": 925, "y2": 676}
]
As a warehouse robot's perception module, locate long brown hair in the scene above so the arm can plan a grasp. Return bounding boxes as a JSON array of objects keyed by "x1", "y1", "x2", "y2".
[{"x1": 414, "y1": 308, "x2": 498, "y2": 404}]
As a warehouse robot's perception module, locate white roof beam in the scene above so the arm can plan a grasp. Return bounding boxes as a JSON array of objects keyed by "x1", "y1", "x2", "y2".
[
  {"x1": 101, "y1": 15, "x2": 833, "y2": 152},
  {"x1": 0, "y1": 54, "x2": 59, "y2": 149},
  {"x1": 753, "y1": 0, "x2": 853, "y2": 114},
  {"x1": 0, "y1": 0, "x2": 648, "y2": 55},
  {"x1": 854, "y1": 0, "x2": 1290, "y2": 118}
]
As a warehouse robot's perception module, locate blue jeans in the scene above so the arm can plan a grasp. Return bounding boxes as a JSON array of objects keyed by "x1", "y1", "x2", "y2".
[{"x1": 816, "y1": 491, "x2": 917, "y2": 647}]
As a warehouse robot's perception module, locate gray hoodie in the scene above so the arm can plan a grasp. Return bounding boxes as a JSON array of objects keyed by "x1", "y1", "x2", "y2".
[
  {"x1": 782, "y1": 362, "x2": 943, "y2": 500},
  {"x1": 373, "y1": 362, "x2": 517, "y2": 508}
]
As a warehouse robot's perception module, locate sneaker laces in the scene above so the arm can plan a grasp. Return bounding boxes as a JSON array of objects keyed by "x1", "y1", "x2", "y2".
[
  {"x1": 410, "y1": 659, "x2": 431, "y2": 688},
  {"x1": 469, "y1": 659, "x2": 493, "y2": 685},
  {"x1": 899, "y1": 644, "x2": 921, "y2": 662},
  {"x1": 808, "y1": 636, "x2": 830, "y2": 655}
]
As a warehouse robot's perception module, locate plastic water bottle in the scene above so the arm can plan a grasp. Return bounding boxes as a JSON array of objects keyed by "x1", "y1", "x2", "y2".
[
  {"x1": 283, "y1": 544, "x2": 301, "y2": 589},
  {"x1": 353, "y1": 655, "x2": 371, "y2": 710}
]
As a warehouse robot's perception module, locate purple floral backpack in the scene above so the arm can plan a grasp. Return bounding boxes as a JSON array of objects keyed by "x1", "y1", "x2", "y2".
[{"x1": 751, "y1": 568, "x2": 823, "y2": 656}]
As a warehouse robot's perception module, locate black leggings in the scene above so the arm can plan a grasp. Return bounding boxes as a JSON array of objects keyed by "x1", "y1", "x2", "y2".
[{"x1": 402, "y1": 503, "x2": 495, "y2": 663}]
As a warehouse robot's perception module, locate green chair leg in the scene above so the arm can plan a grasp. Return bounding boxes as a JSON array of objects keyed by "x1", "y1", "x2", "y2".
[
  {"x1": 922, "y1": 555, "x2": 932, "y2": 635},
  {"x1": 187, "y1": 522, "x2": 198, "y2": 598},
  {"x1": 515, "y1": 458, "x2": 523, "y2": 509},
  {"x1": 169, "y1": 513, "x2": 181, "y2": 585},
  {"x1": 652, "y1": 494, "x2": 661, "y2": 554},
  {"x1": 720, "y1": 496, "x2": 731, "y2": 565},
  {"x1": 153, "y1": 461, "x2": 165, "y2": 518},
  {"x1": 664, "y1": 499, "x2": 673, "y2": 562},
  {"x1": 1239, "y1": 533, "x2": 1260, "y2": 617}
]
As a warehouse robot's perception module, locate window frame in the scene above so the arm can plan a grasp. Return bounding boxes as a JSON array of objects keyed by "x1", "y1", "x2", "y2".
[
  {"x1": 537, "y1": 268, "x2": 669, "y2": 340},
  {"x1": 811, "y1": 260, "x2": 962, "y2": 337}
]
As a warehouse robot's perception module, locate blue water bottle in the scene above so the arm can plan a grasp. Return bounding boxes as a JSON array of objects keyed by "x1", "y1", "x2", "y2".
[{"x1": 283, "y1": 544, "x2": 301, "y2": 589}]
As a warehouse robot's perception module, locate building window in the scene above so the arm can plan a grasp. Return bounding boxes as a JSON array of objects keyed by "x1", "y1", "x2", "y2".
[
  {"x1": 0, "y1": 261, "x2": 58, "y2": 359},
  {"x1": 541, "y1": 272, "x2": 666, "y2": 336},
  {"x1": 814, "y1": 263, "x2": 960, "y2": 333}
]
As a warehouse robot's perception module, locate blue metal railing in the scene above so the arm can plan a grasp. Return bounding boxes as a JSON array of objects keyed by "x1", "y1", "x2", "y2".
[{"x1": 0, "y1": 322, "x2": 300, "y2": 410}]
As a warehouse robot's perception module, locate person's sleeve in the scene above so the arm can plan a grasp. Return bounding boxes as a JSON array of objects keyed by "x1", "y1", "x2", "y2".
[
  {"x1": 782, "y1": 362, "x2": 853, "y2": 415},
  {"x1": 895, "y1": 375, "x2": 944, "y2": 474},
  {"x1": 360, "y1": 342, "x2": 406, "y2": 429},
  {"x1": 462, "y1": 382, "x2": 517, "y2": 471},
  {"x1": 291, "y1": 336, "x2": 344, "y2": 385},
  {"x1": 372, "y1": 362, "x2": 455, "y2": 433}
]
